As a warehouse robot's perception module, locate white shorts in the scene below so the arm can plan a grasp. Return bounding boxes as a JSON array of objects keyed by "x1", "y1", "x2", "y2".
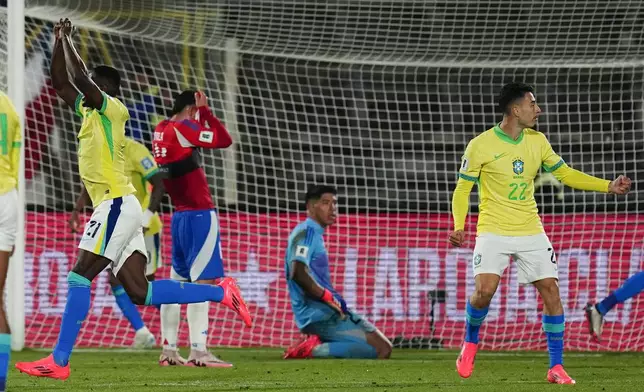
[
  {"x1": 472, "y1": 233, "x2": 558, "y2": 284},
  {"x1": 78, "y1": 194, "x2": 147, "y2": 276},
  {"x1": 0, "y1": 189, "x2": 18, "y2": 252},
  {"x1": 144, "y1": 233, "x2": 161, "y2": 276}
]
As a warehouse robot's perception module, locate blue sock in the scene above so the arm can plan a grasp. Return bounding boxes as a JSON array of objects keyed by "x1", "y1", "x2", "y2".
[
  {"x1": 597, "y1": 271, "x2": 644, "y2": 316},
  {"x1": 465, "y1": 300, "x2": 489, "y2": 344},
  {"x1": 0, "y1": 334, "x2": 10, "y2": 392},
  {"x1": 542, "y1": 314, "x2": 565, "y2": 368},
  {"x1": 145, "y1": 280, "x2": 224, "y2": 305},
  {"x1": 52, "y1": 272, "x2": 91, "y2": 367},
  {"x1": 112, "y1": 285, "x2": 145, "y2": 332},
  {"x1": 312, "y1": 342, "x2": 378, "y2": 359}
]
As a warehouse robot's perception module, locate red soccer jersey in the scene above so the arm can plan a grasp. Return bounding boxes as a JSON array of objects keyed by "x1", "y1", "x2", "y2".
[{"x1": 152, "y1": 106, "x2": 233, "y2": 211}]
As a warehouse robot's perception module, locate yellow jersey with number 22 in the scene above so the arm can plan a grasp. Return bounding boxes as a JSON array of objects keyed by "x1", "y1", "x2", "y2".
[{"x1": 458, "y1": 125, "x2": 565, "y2": 236}]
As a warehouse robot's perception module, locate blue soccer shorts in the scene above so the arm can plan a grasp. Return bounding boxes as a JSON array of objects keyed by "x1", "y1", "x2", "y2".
[
  {"x1": 171, "y1": 209, "x2": 225, "y2": 282},
  {"x1": 302, "y1": 311, "x2": 377, "y2": 344}
]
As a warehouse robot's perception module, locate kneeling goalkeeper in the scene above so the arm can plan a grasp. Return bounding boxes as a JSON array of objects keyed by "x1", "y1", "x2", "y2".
[{"x1": 282, "y1": 185, "x2": 392, "y2": 360}]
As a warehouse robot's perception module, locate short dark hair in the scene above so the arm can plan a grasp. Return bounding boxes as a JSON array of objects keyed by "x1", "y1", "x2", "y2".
[
  {"x1": 93, "y1": 65, "x2": 121, "y2": 90},
  {"x1": 497, "y1": 82, "x2": 535, "y2": 114},
  {"x1": 304, "y1": 185, "x2": 337, "y2": 208},
  {"x1": 171, "y1": 90, "x2": 197, "y2": 115}
]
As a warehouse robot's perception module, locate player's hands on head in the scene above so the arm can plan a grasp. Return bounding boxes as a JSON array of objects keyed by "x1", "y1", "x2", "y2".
[
  {"x1": 195, "y1": 91, "x2": 208, "y2": 107},
  {"x1": 608, "y1": 175, "x2": 632, "y2": 195},
  {"x1": 68, "y1": 210, "x2": 82, "y2": 234},
  {"x1": 449, "y1": 230, "x2": 466, "y2": 247}
]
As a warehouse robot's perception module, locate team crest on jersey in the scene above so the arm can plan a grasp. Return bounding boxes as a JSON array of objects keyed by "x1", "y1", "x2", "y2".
[
  {"x1": 512, "y1": 158, "x2": 524, "y2": 175},
  {"x1": 473, "y1": 253, "x2": 482, "y2": 267}
]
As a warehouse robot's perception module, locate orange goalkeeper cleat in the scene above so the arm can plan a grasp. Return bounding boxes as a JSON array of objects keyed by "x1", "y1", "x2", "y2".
[
  {"x1": 283, "y1": 335, "x2": 321, "y2": 359},
  {"x1": 547, "y1": 364, "x2": 576, "y2": 384},
  {"x1": 218, "y1": 277, "x2": 253, "y2": 327},
  {"x1": 15, "y1": 354, "x2": 70, "y2": 381},
  {"x1": 456, "y1": 342, "x2": 478, "y2": 378}
]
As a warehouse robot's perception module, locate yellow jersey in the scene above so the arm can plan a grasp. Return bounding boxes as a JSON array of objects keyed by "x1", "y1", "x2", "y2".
[
  {"x1": 455, "y1": 124, "x2": 608, "y2": 236},
  {"x1": 123, "y1": 137, "x2": 162, "y2": 236},
  {"x1": 75, "y1": 93, "x2": 136, "y2": 207},
  {"x1": 0, "y1": 92, "x2": 21, "y2": 195}
]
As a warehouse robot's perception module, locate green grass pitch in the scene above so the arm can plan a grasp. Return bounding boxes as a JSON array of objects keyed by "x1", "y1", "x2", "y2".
[{"x1": 8, "y1": 349, "x2": 644, "y2": 391}]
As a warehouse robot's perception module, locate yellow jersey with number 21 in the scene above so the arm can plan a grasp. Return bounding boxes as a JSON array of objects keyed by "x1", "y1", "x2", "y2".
[{"x1": 75, "y1": 92, "x2": 136, "y2": 207}]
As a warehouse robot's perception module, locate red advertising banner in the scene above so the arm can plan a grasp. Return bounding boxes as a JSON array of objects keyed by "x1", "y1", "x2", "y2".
[{"x1": 24, "y1": 212, "x2": 644, "y2": 351}]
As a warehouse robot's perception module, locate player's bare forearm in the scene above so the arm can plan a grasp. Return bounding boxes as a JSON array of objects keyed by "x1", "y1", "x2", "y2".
[
  {"x1": 290, "y1": 261, "x2": 325, "y2": 299},
  {"x1": 50, "y1": 39, "x2": 66, "y2": 89},
  {"x1": 73, "y1": 186, "x2": 91, "y2": 212},
  {"x1": 146, "y1": 172, "x2": 165, "y2": 214},
  {"x1": 61, "y1": 34, "x2": 89, "y2": 81},
  {"x1": 50, "y1": 38, "x2": 78, "y2": 107},
  {"x1": 61, "y1": 33, "x2": 103, "y2": 109}
]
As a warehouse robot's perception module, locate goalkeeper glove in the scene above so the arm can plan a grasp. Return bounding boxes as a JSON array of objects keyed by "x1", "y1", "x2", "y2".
[{"x1": 320, "y1": 289, "x2": 348, "y2": 316}]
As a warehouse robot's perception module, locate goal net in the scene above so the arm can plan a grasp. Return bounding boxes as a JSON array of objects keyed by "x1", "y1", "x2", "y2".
[{"x1": 5, "y1": 0, "x2": 644, "y2": 351}]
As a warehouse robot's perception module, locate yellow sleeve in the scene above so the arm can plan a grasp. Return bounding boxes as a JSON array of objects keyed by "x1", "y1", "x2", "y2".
[
  {"x1": 10, "y1": 109, "x2": 21, "y2": 182},
  {"x1": 541, "y1": 133, "x2": 610, "y2": 192},
  {"x1": 132, "y1": 142, "x2": 159, "y2": 180},
  {"x1": 99, "y1": 93, "x2": 130, "y2": 122},
  {"x1": 551, "y1": 165, "x2": 610, "y2": 193},
  {"x1": 452, "y1": 139, "x2": 481, "y2": 230},
  {"x1": 458, "y1": 139, "x2": 483, "y2": 182},
  {"x1": 540, "y1": 133, "x2": 566, "y2": 172},
  {"x1": 451, "y1": 178, "x2": 475, "y2": 231}
]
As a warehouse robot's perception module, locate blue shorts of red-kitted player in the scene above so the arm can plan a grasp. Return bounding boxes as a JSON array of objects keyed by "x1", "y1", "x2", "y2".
[{"x1": 170, "y1": 209, "x2": 225, "y2": 282}]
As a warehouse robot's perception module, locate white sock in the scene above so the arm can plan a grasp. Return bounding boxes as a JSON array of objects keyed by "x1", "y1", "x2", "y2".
[
  {"x1": 161, "y1": 304, "x2": 181, "y2": 351},
  {"x1": 187, "y1": 302, "x2": 209, "y2": 352}
]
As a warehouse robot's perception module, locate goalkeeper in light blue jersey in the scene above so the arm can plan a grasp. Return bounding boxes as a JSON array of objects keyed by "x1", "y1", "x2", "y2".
[
  {"x1": 585, "y1": 270, "x2": 644, "y2": 342},
  {"x1": 282, "y1": 185, "x2": 392, "y2": 360}
]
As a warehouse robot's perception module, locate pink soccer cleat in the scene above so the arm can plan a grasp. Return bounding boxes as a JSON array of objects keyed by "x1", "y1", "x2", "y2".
[
  {"x1": 185, "y1": 350, "x2": 233, "y2": 368},
  {"x1": 283, "y1": 335, "x2": 321, "y2": 359},
  {"x1": 456, "y1": 342, "x2": 478, "y2": 378},
  {"x1": 547, "y1": 364, "x2": 576, "y2": 384},
  {"x1": 218, "y1": 277, "x2": 253, "y2": 327},
  {"x1": 15, "y1": 354, "x2": 70, "y2": 380},
  {"x1": 158, "y1": 349, "x2": 187, "y2": 367}
]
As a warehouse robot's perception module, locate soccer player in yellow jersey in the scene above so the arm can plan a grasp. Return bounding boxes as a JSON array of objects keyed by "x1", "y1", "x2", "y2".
[
  {"x1": 69, "y1": 137, "x2": 165, "y2": 349},
  {"x1": 16, "y1": 18, "x2": 251, "y2": 381},
  {"x1": 450, "y1": 82, "x2": 632, "y2": 384},
  {"x1": 0, "y1": 91, "x2": 21, "y2": 391}
]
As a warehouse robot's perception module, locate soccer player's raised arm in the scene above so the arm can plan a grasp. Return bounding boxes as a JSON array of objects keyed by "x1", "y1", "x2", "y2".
[
  {"x1": 59, "y1": 19, "x2": 104, "y2": 111},
  {"x1": 50, "y1": 20, "x2": 80, "y2": 109},
  {"x1": 173, "y1": 91, "x2": 233, "y2": 149},
  {"x1": 541, "y1": 134, "x2": 631, "y2": 195},
  {"x1": 450, "y1": 140, "x2": 480, "y2": 247}
]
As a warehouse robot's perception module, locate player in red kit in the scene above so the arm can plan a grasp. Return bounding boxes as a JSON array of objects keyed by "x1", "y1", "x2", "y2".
[{"x1": 153, "y1": 90, "x2": 246, "y2": 367}]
